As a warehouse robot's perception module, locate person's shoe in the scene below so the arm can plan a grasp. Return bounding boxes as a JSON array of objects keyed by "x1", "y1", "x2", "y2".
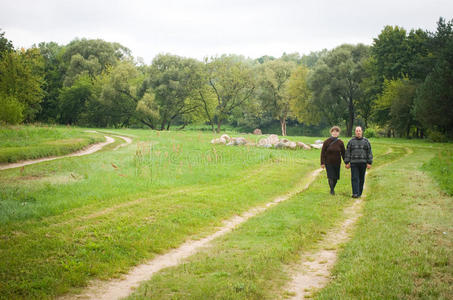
[
  {"x1": 330, "y1": 190, "x2": 335, "y2": 195},
  {"x1": 352, "y1": 194, "x2": 359, "y2": 198}
]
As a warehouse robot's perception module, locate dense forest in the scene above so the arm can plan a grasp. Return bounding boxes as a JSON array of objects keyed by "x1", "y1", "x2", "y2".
[{"x1": 0, "y1": 17, "x2": 452, "y2": 139}]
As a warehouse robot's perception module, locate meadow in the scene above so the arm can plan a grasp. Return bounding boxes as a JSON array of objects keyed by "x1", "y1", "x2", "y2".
[{"x1": 0, "y1": 125, "x2": 451, "y2": 299}]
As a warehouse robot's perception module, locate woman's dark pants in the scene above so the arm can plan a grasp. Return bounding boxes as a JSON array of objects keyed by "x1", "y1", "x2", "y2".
[
  {"x1": 351, "y1": 163, "x2": 367, "y2": 196},
  {"x1": 326, "y1": 165, "x2": 340, "y2": 194}
]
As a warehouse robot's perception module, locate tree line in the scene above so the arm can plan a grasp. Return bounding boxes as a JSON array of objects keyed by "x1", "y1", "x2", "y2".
[{"x1": 0, "y1": 17, "x2": 452, "y2": 139}]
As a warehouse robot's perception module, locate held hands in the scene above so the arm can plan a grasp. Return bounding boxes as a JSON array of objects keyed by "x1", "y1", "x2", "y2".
[
  {"x1": 367, "y1": 164, "x2": 372, "y2": 169},
  {"x1": 321, "y1": 164, "x2": 325, "y2": 169},
  {"x1": 345, "y1": 163, "x2": 350, "y2": 169}
]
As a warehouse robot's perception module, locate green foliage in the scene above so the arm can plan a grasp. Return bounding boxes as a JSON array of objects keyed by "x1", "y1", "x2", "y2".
[
  {"x1": 364, "y1": 127, "x2": 376, "y2": 138},
  {"x1": 371, "y1": 25, "x2": 410, "y2": 83},
  {"x1": 374, "y1": 77, "x2": 418, "y2": 137},
  {"x1": 145, "y1": 54, "x2": 206, "y2": 130},
  {"x1": 0, "y1": 48, "x2": 45, "y2": 123},
  {"x1": 207, "y1": 55, "x2": 256, "y2": 132},
  {"x1": 36, "y1": 42, "x2": 66, "y2": 123},
  {"x1": 288, "y1": 65, "x2": 317, "y2": 124},
  {"x1": 0, "y1": 95, "x2": 24, "y2": 124},
  {"x1": 308, "y1": 44, "x2": 370, "y2": 136},
  {"x1": 0, "y1": 29, "x2": 14, "y2": 59},
  {"x1": 427, "y1": 130, "x2": 449, "y2": 143},
  {"x1": 58, "y1": 74, "x2": 94, "y2": 124},
  {"x1": 257, "y1": 59, "x2": 296, "y2": 135},
  {"x1": 414, "y1": 19, "x2": 453, "y2": 136}
]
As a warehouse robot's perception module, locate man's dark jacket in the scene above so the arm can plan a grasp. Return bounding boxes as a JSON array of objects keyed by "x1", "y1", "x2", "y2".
[{"x1": 344, "y1": 137, "x2": 373, "y2": 165}]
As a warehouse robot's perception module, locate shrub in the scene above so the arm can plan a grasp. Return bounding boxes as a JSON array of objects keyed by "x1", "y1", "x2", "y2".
[
  {"x1": 428, "y1": 130, "x2": 448, "y2": 143},
  {"x1": 364, "y1": 127, "x2": 376, "y2": 138}
]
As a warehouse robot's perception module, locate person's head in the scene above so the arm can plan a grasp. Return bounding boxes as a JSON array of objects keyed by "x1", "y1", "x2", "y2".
[
  {"x1": 330, "y1": 126, "x2": 341, "y2": 138},
  {"x1": 355, "y1": 126, "x2": 363, "y2": 138}
]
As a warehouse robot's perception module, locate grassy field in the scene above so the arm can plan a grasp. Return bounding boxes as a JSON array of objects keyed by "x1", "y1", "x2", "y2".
[
  {"x1": 0, "y1": 126, "x2": 451, "y2": 299},
  {"x1": 0, "y1": 125, "x2": 104, "y2": 163}
]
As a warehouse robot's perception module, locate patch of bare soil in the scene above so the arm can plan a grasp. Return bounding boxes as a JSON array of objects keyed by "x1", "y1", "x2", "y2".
[{"x1": 60, "y1": 168, "x2": 323, "y2": 300}]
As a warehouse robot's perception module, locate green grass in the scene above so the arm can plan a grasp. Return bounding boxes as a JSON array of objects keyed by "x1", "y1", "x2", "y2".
[
  {"x1": 314, "y1": 147, "x2": 453, "y2": 299},
  {"x1": 423, "y1": 149, "x2": 453, "y2": 195},
  {"x1": 0, "y1": 125, "x2": 104, "y2": 163},
  {"x1": 1, "y1": 127, "x2": 451, "y2": 299},
  {"x1": 0, "y1": 128, "x2": 321, "y2": 298},
  {"x1": 124, "y1": 143, "x2": 404, "y2": 299}
]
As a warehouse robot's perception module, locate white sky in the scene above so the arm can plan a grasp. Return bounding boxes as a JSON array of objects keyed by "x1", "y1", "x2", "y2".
[{"x1": 1, "y1": 0, "x2": 452, "y2": 63}]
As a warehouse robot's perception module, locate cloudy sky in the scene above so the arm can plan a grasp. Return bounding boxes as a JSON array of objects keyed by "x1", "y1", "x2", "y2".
[{"x1": 1, "y1": 0, "x2": 452, "y2": 63}]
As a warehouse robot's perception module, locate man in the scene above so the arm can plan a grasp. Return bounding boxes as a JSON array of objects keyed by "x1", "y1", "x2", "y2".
[{"x1": 344, "y1": 126, "x2": 373, "y2": 198}]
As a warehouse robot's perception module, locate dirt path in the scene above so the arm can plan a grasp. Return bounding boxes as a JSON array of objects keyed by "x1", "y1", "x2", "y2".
[
  {"x1": 112, "y1": 134, "x2": 133, "y2": 150},
  {"x1": 285, "y1": 197, "x2": 363, "y2": 299},
  {"x1": 0, "y1": 133, "x2": 132, "y2": 171},
  {"x1": 284, "y1": 147, "x2": 411, "y2": 299},
  {"x1": 61, "y1": 168, "x2": 323, "y2": 300}
]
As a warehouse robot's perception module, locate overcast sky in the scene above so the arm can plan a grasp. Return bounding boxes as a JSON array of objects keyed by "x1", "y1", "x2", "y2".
[{"x1": 1, "y1": 0, "x2": 452, "y2": 63}]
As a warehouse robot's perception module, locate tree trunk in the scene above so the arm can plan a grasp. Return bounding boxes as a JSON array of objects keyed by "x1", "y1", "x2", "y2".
[
  {"x1": 166, "y1": 121, "x2": 171, "y2": 131},
  {"x1": 216, "y1": 119, "x2": 222, "y2": 133},
  {"x1": 280, "y1": 117, "x2": 287, "y2": 136},
  {"x1": 140, "y1": 119, "x2": 155, "y2": 129},
  {"x1": 347, "y1": 98, "x2": 354, "y2": 137}
]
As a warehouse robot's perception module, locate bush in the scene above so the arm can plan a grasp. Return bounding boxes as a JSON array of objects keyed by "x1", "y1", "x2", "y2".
[
  {"x1": 364, "y1": 127, "x2": 376, "y2": 138},
  {"x1": 428, "y1": 130, "x2": 448, "y2": 143}
]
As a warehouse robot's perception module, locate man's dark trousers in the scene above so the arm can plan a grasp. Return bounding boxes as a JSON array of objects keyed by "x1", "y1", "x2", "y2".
[{"x1": 351, "y1": 163, "x2": 367, "y2": 196}]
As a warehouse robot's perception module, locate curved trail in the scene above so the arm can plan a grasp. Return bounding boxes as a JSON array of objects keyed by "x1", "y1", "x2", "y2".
[
  {"x1": 61, "y1": 168, "x2": 323, "y2": 300},
  {"x1": 0, "y1": 133, "x2": 132, "y2": 171},
  {"x1": 285, "y1": 147, "x2": 412, "y2": 299},
  {"x1": 112, "y1": 134, "x2": 133, "y2": 150}
]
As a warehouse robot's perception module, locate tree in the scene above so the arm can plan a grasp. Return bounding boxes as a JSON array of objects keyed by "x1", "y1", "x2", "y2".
[
  {"x1": 375, "y1": 77, "x2": 417, "y2": 137},
  {"x1": 371, "y1": 26, "x2": 409, "y2": 84},
  {"x1": 85, "y1": 61, "x2": 145, "y2": 127},
  {"x1": 0, "y1": 47, "x2": 45, "y2": 123},
  {"x1": 58, "y1": 74, "x2": 93, "y2": 124},
  {"x1": 357, "y1": 57, "x2": 380, "y2": 129},
  {"x1": 414, "y1": 18, "x2": 453, "y2": 136},
  {"x1": 0, "y1": 29, "x2": 13, "y2": 59},
  {"x1": 308, "y1": 44, "x2": 370, "y2": 136},
  {"x1": 36, "y1": 42, "x2": 66, "y2": 122},
  {"x1": 62, "y1": 38, "x2": 130, "y2": 87},
  {"x1": 206, "y1": 55, "x2": 256, "y2": 132},
  {"x1": 146, "y1": 54, "x2": 205, "y2": 130},
  {"x1": 300, "y1": 49, "x2": 328, "y2": 68},
  {"x1": 288, "y1": 65, "x2": 317, "y2": 125},
  {"x1": 257, "y1": 59, "x2": 295, "y2": 136}
]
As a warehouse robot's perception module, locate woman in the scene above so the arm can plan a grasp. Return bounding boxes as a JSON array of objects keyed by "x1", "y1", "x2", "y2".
[{"x1": 321, "y1": 126, "x2": 346, "y2": 195}]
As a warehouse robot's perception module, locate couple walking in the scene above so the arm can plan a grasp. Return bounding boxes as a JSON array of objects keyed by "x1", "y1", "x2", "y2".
[{"x1": 320, "y1": 126, "x2": 373, "y2": 197}]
